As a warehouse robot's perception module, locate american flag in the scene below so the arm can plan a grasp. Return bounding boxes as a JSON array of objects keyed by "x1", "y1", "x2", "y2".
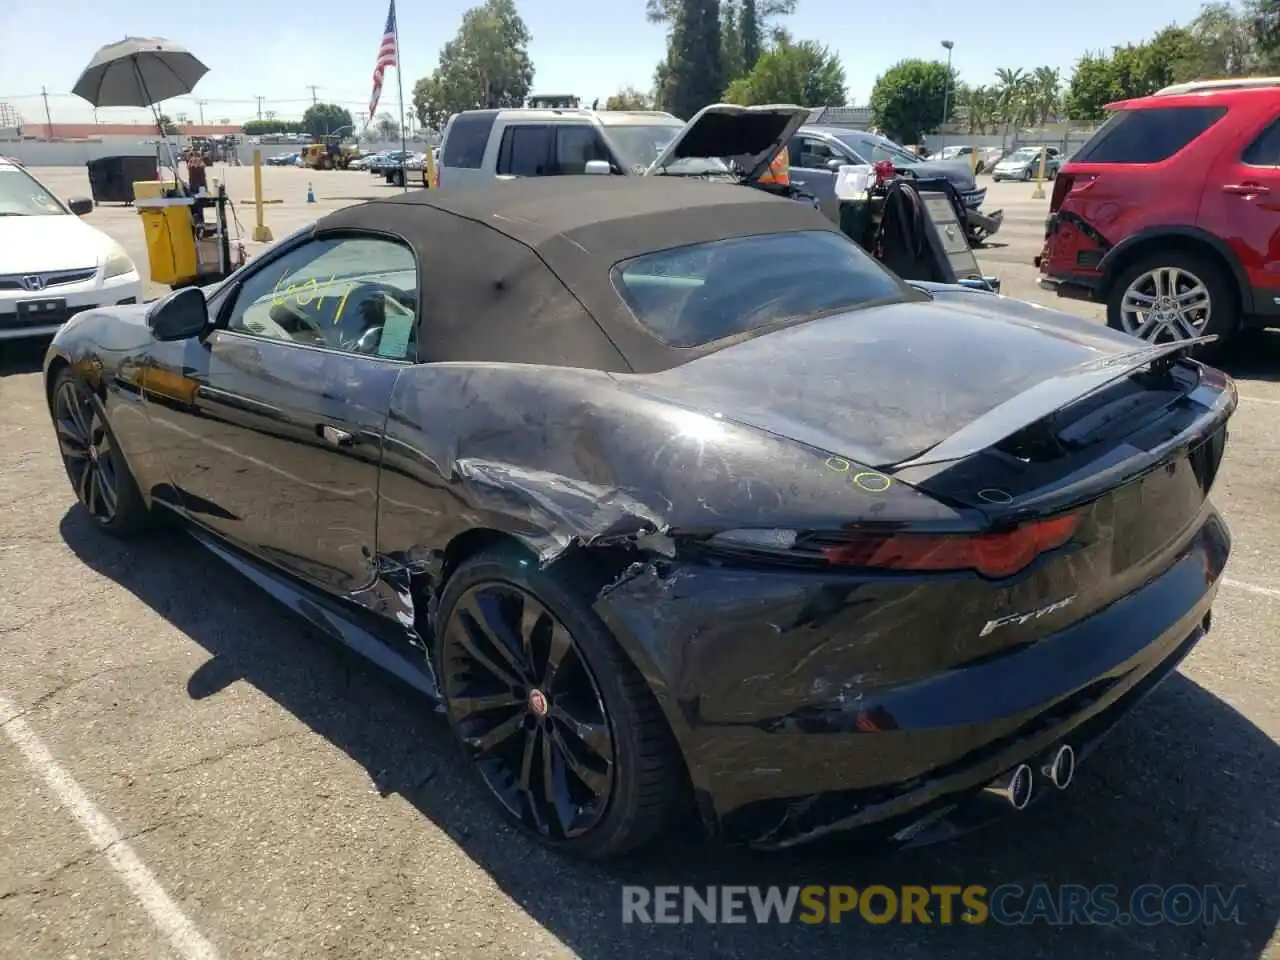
[{"x1": 368, "y1": 0, "x2": 398, "y2": 121}]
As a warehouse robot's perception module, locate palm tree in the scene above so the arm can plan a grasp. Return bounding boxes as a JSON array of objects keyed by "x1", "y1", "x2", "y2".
[
  {"x1": 994, "y1": 67, "x2": 1031, "y2": 150},
  {"x1": 1031, "y1": 66, "x2": 1062, "y2": 126}
]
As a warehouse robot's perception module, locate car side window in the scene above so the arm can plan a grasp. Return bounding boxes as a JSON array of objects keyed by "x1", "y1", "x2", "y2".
[
  {"x1": 553, "y1": 125, "x2": 609, "y2": 174},
  {"x1": 796, "y1": 137, "x2": 839, "y2": 170},
  {"x1": 441, "y1": 113, "x2": 494, "y2": 168},
  {"x1": 496, "y1": 125, "x2": 551, "y2": 176},
  {"x1": 225, "y1": 236, "x2": 418, "y2": 360},
  {"x1": 1243, "y1": 117, "x2": 1280, "y2": 166}
]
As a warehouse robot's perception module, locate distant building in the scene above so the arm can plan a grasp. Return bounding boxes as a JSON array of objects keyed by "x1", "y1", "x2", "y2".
[
  {"x1": 807, "y1": 105, "x2": 873, "y2": 129},
  {"x1": 9, "y1": 122, "x2": 243, "y2": 141}
]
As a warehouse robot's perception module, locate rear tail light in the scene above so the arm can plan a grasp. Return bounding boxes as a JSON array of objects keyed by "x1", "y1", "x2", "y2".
[{"x1": 820, "y1": 512, "x2": 1083, "y2": 579}]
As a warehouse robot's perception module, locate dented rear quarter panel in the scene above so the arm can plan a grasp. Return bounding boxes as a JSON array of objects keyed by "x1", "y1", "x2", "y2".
[{"x1": 372, "y1": 360, "x2": 967, "y2": 763}]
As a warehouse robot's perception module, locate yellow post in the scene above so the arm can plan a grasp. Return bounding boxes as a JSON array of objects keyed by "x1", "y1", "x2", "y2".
[
  {"x1": 424, "y1": 147, "x2": 436, "y2": 189},
  {"x1": 251, "y1": 149, "x2": 273, "y2": 243},
  {"x1": 971, "y1": 143, "x2": 979, "y2": 175},
  {"x1": 1032, "y1": 146, "x2": 1047, "y2": 200}
]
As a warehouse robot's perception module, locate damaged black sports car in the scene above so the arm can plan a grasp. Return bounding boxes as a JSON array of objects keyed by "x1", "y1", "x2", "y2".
[{"x1": 45, "y1": 176, "x2": 1236, "y2": 860}]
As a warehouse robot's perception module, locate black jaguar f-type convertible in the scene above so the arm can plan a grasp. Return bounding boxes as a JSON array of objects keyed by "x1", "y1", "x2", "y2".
[{"x1": 44, "y1": 176, "x2": 1236, "y2": 860}]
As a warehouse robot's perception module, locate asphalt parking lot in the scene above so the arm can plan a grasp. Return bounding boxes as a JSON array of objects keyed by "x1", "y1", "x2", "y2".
[{"x1": 1, "y1": 166, "x2": 1278, "y2": 960}]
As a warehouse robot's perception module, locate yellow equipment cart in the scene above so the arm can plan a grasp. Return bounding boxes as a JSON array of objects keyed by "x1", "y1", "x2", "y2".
[{"x1": 135, "y1": 184, "x2": 242, "y2": 288}]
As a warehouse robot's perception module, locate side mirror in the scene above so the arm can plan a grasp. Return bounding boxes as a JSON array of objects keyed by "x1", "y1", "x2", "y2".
[
  {"x1": 826, "y1": 158, "x2": 844, "y2": 172},
  {"x1": 68, "y1": 197, "x2": 93, "y2": 216},
  {"x1": 147, "y1": 287, "x2": 209, "y2": 341},
  {"x1": 584, "y1": 159, "x2": 611, "y2": 175}
]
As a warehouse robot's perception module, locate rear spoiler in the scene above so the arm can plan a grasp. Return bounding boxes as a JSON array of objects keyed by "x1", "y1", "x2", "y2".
[{"x1": 892, "y1": 336, "x2": 1223, "y2": 469}]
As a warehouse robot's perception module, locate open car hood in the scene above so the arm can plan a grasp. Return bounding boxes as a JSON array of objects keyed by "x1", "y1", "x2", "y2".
[{"x1": 643, "y1": 103, "x2": 809, "y2": 183}]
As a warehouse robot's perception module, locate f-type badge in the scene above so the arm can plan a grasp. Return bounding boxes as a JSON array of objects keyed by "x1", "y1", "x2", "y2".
[{"x1": 980, "y1": 596, "x2": 1077, "y2": 637}]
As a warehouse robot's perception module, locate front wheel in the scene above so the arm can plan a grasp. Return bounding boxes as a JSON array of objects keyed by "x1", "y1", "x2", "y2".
[
  {"x1": 436, "y1": 548, "x2": 687, "y2": 860},
  {"x1": 1106, "y1": 251, "x2": 1238, "y2": 345},
  {"x1": 50, "y1": 368, "x2": 150, "y2": 536}
]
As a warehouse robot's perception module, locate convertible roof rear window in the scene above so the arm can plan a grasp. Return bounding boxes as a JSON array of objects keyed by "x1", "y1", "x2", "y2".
[{"x1": 611, "y1": 229, "x2": 906, "y2": 348}]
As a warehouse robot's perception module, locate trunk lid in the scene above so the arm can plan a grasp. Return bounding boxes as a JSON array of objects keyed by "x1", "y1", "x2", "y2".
[
  {"x1": 626, "y1": 293, "x2": 1192, "y2": 470},
  {"x1": 644, "y1": 103, "x2": 809, "y2": 184}
]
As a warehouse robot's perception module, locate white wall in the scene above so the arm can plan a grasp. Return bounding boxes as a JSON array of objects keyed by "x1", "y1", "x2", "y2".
[{"x1": 0, "y1": 137, "x2": 427, "y2": 167}]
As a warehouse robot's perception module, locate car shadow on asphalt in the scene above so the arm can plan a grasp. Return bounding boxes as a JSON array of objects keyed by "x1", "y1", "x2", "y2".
[
  {"x1": 1213, "y1": 331, "x2": 1280, "y2": 384},
  {"x1": 59, "y1": 509, "x2": 1278, "y2": 960},
  {"x1": 0, "y1": 337, "x2": 49, "y2": 377}
]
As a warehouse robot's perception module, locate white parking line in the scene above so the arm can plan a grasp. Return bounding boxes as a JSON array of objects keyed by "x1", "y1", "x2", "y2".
[
  {"x1": 0, "y1": 691, "x2": 220, "y2": 960},
  {"x1": 1239, "y1": 395, "x2": 1280, "y2": 406},
  {"x1": 1224, "y1": 578, "x2": 1280, "y2": 600}
]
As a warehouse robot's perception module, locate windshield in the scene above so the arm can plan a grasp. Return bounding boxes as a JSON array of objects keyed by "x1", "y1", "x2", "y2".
[
  {"x1": 604, "y1": 123, "x2": 728, "y2": 176},
  {"x1": 833, "y1": 132, "x2": 919, "y2": 166},
  {"x1": 1008, "y1": 148, "x2": 1040, "y2": 160},
  {"x1": 612, "y1": 229, "x2": 909, "y2": 347},
  {"x1": 0, "y1": 166, "x2": 67, "y2": 217}
]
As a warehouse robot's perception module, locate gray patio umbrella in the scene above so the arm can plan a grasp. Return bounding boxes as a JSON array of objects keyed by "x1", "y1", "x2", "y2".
[
  {"x1": 71, "y1": 37, "x2": 208, "y2": 108},
  {"x1": 72, "y1": 37, "x2": 208, "y2": 191}
]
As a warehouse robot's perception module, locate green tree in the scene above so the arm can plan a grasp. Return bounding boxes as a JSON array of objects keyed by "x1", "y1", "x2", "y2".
[
  {"x1": 1188, "y1": 2, "x2": 1258, "y2": 74},
  {"x1": 665, "y1": 0, "x2": 724, "y2": 120},
  {"x1": 412, "y1": 0, "x2": 534, "y2": 120},
  {"x1": 741, "y1": 0, "x2": 762, "y2": 70},
  {"x1": 241, "y1": 119, "x2": 305, "y2": 136},
  {"x1": 869, "y1": 59, "x2": 956, "y2": 144},
  {"x1": 412, "y1": 75, "x2": 448, "y2": 131},
  {"x1": 1028, "y1": 66, "x2": 1062, "y2": 126},
  {"x1": 723, "y1": 36, "x2": 846, "y2": 106},
  {"x1": 1249, "y1": 0, "x2": 1280, "y2": 66},
  {"x1": 1064, "y1": 53, "x2": 1121, "y2": 124},
  {"x1": 375, "y1": 113, "x2": 400, "y2": 141},
  {"x1": 958, "y1": 84, "x2": 1000, "y2": 134},
  {"x1": 720, "y1": 1, "x2": 745, "y2": 84},
  {"x1": 301, "y1": 103, "x2": 353, "y2": 138},
  {"x1": 605, "y1": 86, "x2": 653, "y2": 110},
  {"x1": 156, "y1": 113, "x2": 179, "y2": 135}
]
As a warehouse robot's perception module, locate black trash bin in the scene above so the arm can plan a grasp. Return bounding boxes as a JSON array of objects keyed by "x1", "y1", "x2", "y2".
[{"x1": 85, "y1": 155, "x2": 158, "y2": 204}]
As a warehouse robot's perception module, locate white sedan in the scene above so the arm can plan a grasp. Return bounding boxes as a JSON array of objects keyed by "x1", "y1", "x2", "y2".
[{"x1": 0, "y1": 159, "x2": 141, "y2": 342}]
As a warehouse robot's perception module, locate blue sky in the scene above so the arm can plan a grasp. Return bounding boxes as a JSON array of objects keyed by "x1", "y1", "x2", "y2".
[{"x1": 1, "y1": 0, "x2": 1213, "y2": 125}]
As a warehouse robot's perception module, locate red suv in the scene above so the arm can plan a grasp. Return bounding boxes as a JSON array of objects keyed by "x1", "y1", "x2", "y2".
[{"x1": 1037, "y1": 78, "x2": 1280, "y2": 345}]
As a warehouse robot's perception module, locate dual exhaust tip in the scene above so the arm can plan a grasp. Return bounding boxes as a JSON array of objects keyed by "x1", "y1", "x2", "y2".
[{"x1": 983, "y1": 744, "x2": 1075, "y2": 810}]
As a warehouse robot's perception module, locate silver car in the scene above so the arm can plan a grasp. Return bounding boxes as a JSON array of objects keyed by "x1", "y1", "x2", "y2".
[{"x1": 992, "y1": 146, "x2": 1062, "y2": 182}]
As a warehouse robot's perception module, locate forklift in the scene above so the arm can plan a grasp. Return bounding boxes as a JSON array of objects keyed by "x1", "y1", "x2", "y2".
[{"x1": 303, "y1": 136, "x2": 359, "y2": 170}]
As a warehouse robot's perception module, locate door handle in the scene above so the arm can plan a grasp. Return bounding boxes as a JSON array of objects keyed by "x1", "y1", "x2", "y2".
[
  {"x1": 1222, "y1": 183, "x2": 1271, "y2": 196},
  {"x1": 317, "y1": 424, "x2": 355, "y2": 447}
]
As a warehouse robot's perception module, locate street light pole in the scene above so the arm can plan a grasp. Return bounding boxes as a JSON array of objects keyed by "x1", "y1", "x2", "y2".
[{"x1": 939, "y1": 40, "x2": 955, "y2": 154}]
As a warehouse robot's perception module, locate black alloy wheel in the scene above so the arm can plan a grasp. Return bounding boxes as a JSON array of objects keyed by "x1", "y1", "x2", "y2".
[
  {"x1": 441, "y1": 582, "x2": 616, "y2": 840},
  {"x1": 50, "y1": 369, "x2": 149, "y2": 536},
  {"x1": 54, "y1": 376, "x2": 121, "y2": 524}
]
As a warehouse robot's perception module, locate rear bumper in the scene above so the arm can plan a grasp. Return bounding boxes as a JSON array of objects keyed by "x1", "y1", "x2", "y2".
[
  {"x1": 596, "y1": 509, "x2": 1230, "y2": 849},
  {"x1": 1036, "y1": 270, "x2": 1102, "y2": 302}
]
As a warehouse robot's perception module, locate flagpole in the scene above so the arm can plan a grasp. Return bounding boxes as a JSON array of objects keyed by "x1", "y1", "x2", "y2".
[{"x1": 393, "y1": 0, "x2": 407, "y2": 193}]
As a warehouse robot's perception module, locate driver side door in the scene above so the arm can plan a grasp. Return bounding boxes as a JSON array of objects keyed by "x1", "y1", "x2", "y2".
[
  {"x1": 788, "y1": 135, "x2": 853, "y2": 223},
  {"x1": 150, "y1": 231, "x2": 419, "y2": 596}
]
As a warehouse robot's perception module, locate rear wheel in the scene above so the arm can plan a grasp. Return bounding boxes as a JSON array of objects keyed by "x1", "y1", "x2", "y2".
[
  {"x1": 436, "y1": 548, "x2": 686, "y2": 860},
  {"x1": 50, "y1": 368, "x2": 150, "y2": 536},
  {"x1": 1107, "y1": 250, "x2": 1238, "y2": 345}
]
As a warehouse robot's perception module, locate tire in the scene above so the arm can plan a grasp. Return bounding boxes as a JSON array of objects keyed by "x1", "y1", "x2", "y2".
[
  {"x1": 1021, "y1": 167, "x2": 1033, "y2": 181},
  {"x1": 50, "y1": 367, "x2": 150, "y2": 537},
  {"x1": 435, "y1": 547, "x2": 686, "y2": 860},
  {"x1": 1106, "y1": 249, "x2": 1239, "y2": 346}
]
